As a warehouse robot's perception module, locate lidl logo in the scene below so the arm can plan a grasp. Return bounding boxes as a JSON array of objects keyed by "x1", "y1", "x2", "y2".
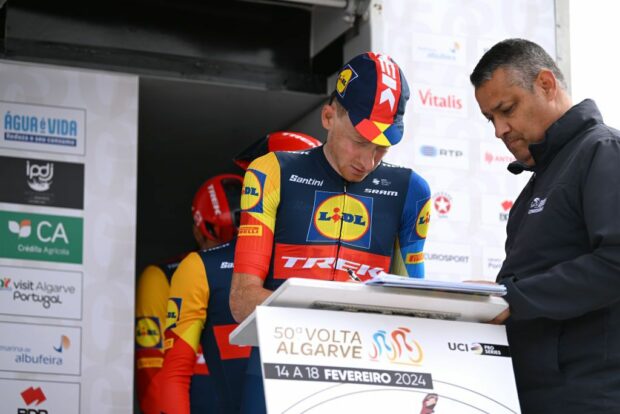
[
  {"x1": 1, "y1": 211, "x2": 83, "y2": 264},
  {"x1": 414, "y1": 199, "x2": 431, "y2": 239},
  {"x1": 369, "y1": 326, "x2": 424, "y2": 366},
  {"x1": 240, "y1": 169, "x2": 266, "y2": 213},
  {"x1": 336, "y1": 65, "x2": 358, "y2": 97},
  {"x1": 53, "y1": 334, "x2": 71, "y2": 353},
  {"x1": 136, "y1": 317, "x2": 162, "y2": 349},
  {"x1": 306, "y1": 192, "x2": 373, "y2": 249},
  {"x1": 165, "y1": 297, "x2": 182, "y2": 330}
]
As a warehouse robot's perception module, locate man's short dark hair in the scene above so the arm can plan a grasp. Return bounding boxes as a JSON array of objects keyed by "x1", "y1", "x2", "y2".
[{"x1": 470, "y1": 38, "x2": 566, "y2": 90}]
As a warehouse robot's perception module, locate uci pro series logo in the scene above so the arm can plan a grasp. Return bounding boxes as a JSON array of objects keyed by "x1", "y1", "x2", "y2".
[
  {"x1": 306, "y1": 191, "x2": 373, "y2": 249},
  {"x1": 241, "y1": 169, "x2": 266, "y2": 213}
]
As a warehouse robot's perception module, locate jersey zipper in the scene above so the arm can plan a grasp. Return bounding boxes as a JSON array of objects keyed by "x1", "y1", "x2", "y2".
[{"x1": 332, "y1": 181, "x2": 347, "y2": 279}]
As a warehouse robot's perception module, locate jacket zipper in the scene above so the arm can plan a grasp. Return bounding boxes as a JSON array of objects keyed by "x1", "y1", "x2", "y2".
[{"x1": 332, "y1": 181, "x2": 347, "y2": 279}]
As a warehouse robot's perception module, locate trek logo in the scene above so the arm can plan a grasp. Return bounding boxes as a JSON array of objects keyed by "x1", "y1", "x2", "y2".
[
  {"x1": 281, "y1": 256, "x2": 385, "y2": 278},
  {"x1": 528, "y1": 197, "x2": 547, "y2": 214},
  {"x1": 207, "y1": 184, "x2": 222, "y2": 215},
  {"x1": 307, "y1": 191, "x2": 373, "y2": 249},
  {"x1": 26, "y1": 161, "x2": 54, "y2": 192},
  {"x1": 53, "y1": 335, "x2": 71, "y2": 353},
  {"x1": 376, "y1": 54, "x2": 399, "y2": 111},
  {"x1": 21, "y1": 386, "x2": 47, "y2": 406},
  {"x1": 136, "y1": 317, "x2": 162, "y2": 349},
  {"x1": 241, "y1": 169, "x2": 266, "y2": 213},
  {"x1": 1, "y1": 211, "x2": 83, "y2": 264}
]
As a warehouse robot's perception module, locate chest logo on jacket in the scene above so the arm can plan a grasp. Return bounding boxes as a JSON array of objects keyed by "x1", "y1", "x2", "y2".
[
  {"x1": 528, "y1": 197, "x2": 547, "y2": 215},
  {"x1": 306, "y1": 191, "x2": 373, "y2": 249}
]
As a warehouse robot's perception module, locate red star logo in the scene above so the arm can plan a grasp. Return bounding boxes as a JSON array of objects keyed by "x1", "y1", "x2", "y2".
[{"x1": 434, "y1": 195, "x2": 451, "y2": 215}]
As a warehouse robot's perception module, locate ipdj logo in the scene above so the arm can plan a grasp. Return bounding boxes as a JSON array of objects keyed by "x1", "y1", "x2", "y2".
[
  {"x1": 369, "y1": 327, "x2": 423, "y2": 365},
  {"x1": 8, "y1": 219, "x2": 69, "y2": 244},
  {"x1": 20, "y1": 387, "x2": 47, "y2": 414},
  {"x1": 53, "y1": 335, "x2": 71, "y2": 353},
  {"x1": 26, "y1": 161, "x2": 54, "y2": 192}
]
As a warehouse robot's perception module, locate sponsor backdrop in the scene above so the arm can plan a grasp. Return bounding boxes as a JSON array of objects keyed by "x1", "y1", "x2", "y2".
[
  {"x1": 371, "y1": 0, "x2": 556, "y2": 281},
  {"x1": 0, "y1": 61, "x2": 138, "y2": 413}
]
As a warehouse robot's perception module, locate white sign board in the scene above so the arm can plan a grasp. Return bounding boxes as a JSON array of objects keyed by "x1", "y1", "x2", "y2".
[{"x1": 256, "y1": 306, "x2": 520, "y2": 413}]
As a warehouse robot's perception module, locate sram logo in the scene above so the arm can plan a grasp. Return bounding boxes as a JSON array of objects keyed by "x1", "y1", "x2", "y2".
[{"x1": 281, "y1": 256, "x2": 385, "y2": 278}]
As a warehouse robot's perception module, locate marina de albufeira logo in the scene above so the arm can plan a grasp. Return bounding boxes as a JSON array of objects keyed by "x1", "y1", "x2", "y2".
[{"x1": 1, "y1": 101, "x2": 86, "y2": 155}]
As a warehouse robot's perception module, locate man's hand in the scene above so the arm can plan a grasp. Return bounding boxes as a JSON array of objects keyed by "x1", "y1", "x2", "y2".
[
  {"x1": 464, "y1": 279, "x2": 510, "y2": 324},
  {"x1": 488, "y1": 307, "x2": 510, "y2": 324}
]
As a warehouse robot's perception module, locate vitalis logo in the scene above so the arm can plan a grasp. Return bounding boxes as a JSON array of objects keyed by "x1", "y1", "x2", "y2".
[
  {"x1": 369, "y1": 327, "x2": 423, "y2": 365},
  {"x1": 417, "y1": 88, "x2": 462, "y2": 109},
  {"x1": 26, "y1": 161, "x2": 54, "y2": 192}
]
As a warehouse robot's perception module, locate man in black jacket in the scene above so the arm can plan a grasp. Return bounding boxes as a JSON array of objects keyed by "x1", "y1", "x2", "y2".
[{"x1": 470, "y1": 38, "x2": 620, "y2": 413}]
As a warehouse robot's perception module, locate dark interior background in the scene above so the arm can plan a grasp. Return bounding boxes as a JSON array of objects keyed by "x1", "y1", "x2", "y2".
[{"x1": 0, "y1": 0, "x2": 368, "y2": 272}]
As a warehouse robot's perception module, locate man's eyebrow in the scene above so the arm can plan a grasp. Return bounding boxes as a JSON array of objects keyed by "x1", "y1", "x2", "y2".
[{"x1": 491, "y1": 100, "x2": 505, "y2": 113}]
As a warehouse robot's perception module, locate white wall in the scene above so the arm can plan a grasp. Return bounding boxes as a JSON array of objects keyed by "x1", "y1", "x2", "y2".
[{"x1": 570, "y1": 0, "x2": 620, "y2": 129}]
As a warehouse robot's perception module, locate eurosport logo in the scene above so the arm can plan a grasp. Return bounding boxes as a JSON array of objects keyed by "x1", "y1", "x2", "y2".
[
  {"x1": 0, "y1": 321, "x2": 81, "y2": 375},
  {"x1": 306, "y1": 191, "x2": 373, "y2": 249},
  {"x1": 423, "y1": 242, "x2": 472, "y2": 277},
  {"x1": 368, "y1": 327, "x2": 424, "y2": 366},
  {"x1": 414, "y1": 138, "x2": 469, "y2": 170},
  {"x1": 0, "y1": 156, "x2": 84, "y2": 209},
  {"x1": 0, "y1": 266, "x2": 82, "y2": 320},
  {"x1": 240, "y1": 169, "x2": 266, "y2": 213},
  {"x1": 0, "y1": 211, "x2": 83, "y2": 264},
  {"x1": 0, "y1": 378, "x2": 80, "y2": 414},
  {"x1": 1, "y1": 101, "x2": 86, "y2": 155},
  {"x1": 411, "y1": 83, "x2": 467, "y2": 118},
  {"x1": 135, "y1": 317, "x2": 162, "y2": 349}
]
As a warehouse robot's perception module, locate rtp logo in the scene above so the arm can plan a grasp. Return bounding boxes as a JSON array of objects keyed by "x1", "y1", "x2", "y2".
[{"x1": 306, "y1": 191, "x2": 373, "y2": 249}]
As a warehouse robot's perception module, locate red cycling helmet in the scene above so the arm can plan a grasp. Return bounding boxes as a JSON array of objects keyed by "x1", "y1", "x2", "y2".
[
  {"x1": 233, "y1": 131, "x2": 322, "y2": 170},
  {"x1": 192, "y1": 174, "x2": 243, "y2": 242}
]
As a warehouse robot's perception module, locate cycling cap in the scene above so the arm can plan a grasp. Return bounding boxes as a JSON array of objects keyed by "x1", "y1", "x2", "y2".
[
  {"x1": 334, "y1": 52, "x2": 410, "y2": 146},
  {"x1": 233, "y1": 131, "x2": 321, "y2": 170},
  {"x1": 192, "y1": 174, "x2": 243, "y2": 242}
]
